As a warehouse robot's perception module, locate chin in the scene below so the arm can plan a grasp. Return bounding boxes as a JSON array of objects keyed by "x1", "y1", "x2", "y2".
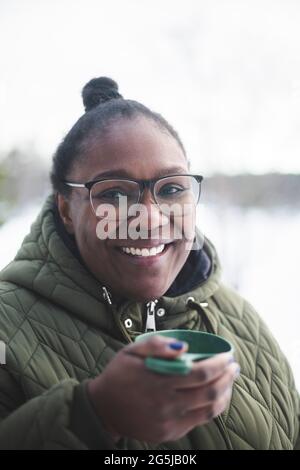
[{"x1": 124, "y1": 283, "x2": 170, "y2": 302}]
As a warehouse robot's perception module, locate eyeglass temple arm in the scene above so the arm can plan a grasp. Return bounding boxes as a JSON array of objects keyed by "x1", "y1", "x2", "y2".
[{"x1": 64, "y1": 182, "x2": 86, "y2": 188}]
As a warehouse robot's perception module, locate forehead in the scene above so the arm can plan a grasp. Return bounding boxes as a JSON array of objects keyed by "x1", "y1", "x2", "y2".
[{"x1": 74, "y1": 117, "x2": 187, "y2": 180}]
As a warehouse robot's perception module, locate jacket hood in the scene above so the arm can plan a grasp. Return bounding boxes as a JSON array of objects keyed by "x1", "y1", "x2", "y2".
[{"x1": 0, "y1": 195, "x2": 222, "y2": 330}]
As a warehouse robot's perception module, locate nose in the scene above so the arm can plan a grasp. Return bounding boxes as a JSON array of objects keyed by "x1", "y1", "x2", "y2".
[{"x1": 131, "y1": 188, "x2": 169, "y2": 234}]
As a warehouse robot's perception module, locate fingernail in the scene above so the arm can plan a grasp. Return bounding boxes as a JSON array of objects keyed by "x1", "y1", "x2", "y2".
[
  {"x1": 234, "y1": 366, "x2": 241, "y2": 378},
  {"x1": 169, "y1": 341, "x2": 185, "y2": 350},
  {"x1": 228, "y1": 356, "x2": 236, "y2": 364}
]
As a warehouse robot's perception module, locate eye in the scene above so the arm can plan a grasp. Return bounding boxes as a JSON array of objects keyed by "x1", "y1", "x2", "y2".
[
  {"x1": 158, "y1": 184, "x2": 185, "y2": 197},
  {"x1": 93, "y1": 188, "x2": 127, "y2": 200}
]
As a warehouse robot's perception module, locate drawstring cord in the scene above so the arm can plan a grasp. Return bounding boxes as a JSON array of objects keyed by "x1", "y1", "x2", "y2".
[
  {"x1": 102, "y1": 286, "x2": 112, "y2": 305},
  {"x1": 186, "y1": 297, "x2": 216, "y2": 334},
  {"x1": 101, "y1": 286, "x2": 133, "y2": 343}
]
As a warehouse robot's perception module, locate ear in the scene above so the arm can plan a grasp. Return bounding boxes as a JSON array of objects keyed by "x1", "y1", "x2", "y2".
[{"x1": 57, "y1": 193, "x2": 75, "y2": 234}]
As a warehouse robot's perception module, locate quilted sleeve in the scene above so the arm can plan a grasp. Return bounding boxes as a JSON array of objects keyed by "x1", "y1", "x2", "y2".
[
  {"x1": 243, "y1": 299, "x2": 300, "y2": 450},
  {"x1": 0, "y1": 367, "x2": 121, "y2": 450}
]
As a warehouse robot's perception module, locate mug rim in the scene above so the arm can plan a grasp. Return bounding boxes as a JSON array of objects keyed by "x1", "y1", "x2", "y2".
[{"x1": 135, "y1": 329, "x2": 234, "y2": 352}]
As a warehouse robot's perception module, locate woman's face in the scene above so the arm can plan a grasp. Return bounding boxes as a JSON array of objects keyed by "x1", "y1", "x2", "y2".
[{"x1": 58, "y1": 117, "x2": 196, "y2": 302}]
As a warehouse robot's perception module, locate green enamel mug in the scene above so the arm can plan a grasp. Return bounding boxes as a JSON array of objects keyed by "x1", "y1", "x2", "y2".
[{"x1": 135, "y1": 329, "x2": 234, "y2": 375}]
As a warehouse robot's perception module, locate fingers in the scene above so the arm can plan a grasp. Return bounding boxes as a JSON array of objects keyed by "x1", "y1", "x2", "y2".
[
  {"x1": 124, "y1": 335, "x2": 189, "y2": 360},
  {"x1": 168, "y1": 352, "x2": 235, "y2": 390},
  {"x1": 174, "y1": 362, "x2": 240, "y2": 413},
  {"x1": 179, "y1": 386, "x2": 233, "y2": 432},
  {"x1": 159, "y1": 384, "x2": 235, "y2": 443}
]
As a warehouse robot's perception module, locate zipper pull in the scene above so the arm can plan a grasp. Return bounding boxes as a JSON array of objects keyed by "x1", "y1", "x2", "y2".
[
  {"x1": 145, "y1": 300, "x2": 158, "y2": 332},
  {"x1": 102, "y1": 286, "x2": 112, "y2": 305}
]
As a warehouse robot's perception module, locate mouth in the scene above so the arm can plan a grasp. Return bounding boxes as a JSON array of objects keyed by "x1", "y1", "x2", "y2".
[{"x1": 114, "y1": 242, "x2": 174, "y2": 263}]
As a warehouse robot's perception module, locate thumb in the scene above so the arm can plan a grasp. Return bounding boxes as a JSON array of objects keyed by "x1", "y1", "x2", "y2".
[{"x1": 124, "y1": 334, "x2": 189, "y2": 360}]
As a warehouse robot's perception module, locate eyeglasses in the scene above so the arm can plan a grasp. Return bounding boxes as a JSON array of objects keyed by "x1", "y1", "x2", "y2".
[{"x1": 64, "y1": 174, "x2": 203, "y2": 218}]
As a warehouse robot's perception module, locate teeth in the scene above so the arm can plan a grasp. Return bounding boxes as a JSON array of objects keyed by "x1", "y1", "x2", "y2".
[{"x1": 121, "y1": 244, "x2": 165, "y2": 257}]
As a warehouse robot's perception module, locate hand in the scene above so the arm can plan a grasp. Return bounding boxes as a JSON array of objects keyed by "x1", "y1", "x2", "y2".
[{"x1": 87, "y1": 335, "x2": 240, "y2": 444}]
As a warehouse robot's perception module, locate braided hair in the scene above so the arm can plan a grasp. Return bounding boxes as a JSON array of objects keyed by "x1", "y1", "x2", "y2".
[{"x1": 50, "y1": 77, "x2": 186, "y2": 196}]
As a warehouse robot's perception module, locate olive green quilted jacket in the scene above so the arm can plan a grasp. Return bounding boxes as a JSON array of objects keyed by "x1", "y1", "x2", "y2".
[{"x1": 0, "y1": 195, "x2": 299, "y2": 450}]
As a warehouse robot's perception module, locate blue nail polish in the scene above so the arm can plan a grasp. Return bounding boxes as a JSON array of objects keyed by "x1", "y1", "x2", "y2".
[{"x1": 169, "y1": 341, "x2": 184, "y2": 350}]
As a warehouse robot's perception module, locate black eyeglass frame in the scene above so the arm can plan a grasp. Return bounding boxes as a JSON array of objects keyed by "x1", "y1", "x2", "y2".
[{"x1": 63, "y1": 173, "x2": 204, "y2": 214}]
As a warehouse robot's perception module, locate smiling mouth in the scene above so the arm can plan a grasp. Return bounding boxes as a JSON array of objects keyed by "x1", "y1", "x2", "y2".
[{"x1": 116, "y1": 243, "x2": 173, "y2": 258}]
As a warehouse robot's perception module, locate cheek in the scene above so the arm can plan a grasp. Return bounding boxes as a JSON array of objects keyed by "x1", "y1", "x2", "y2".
[
  {"x1": 172, "y1": 211, "x2": 196, "y2": 242},
  {"x1": 72, "y1": 206, "x2": 99, "y2": 251}
]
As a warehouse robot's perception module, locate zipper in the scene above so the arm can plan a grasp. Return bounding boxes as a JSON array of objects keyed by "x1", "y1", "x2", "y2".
[
  {"x1": 102, "y1": 286, "x2": 159, "y2": 335},
  {"x1": 145, "y1": 300, "x2": 158, "y2": 332}
]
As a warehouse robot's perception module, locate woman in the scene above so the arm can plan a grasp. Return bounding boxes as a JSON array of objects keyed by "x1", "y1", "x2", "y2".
[{"x1": 0, "y1": 77, "x2": 299, "y2": 450}]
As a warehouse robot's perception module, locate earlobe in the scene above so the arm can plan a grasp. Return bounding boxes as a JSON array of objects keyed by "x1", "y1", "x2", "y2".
[{"x1": 57, "y1": 193, "x2": 75, "y2": 234}]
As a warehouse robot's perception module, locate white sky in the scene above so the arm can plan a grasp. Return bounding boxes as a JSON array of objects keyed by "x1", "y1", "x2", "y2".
[{"x1": 1, "y1": 0, "x2": 300, "y2": 175}]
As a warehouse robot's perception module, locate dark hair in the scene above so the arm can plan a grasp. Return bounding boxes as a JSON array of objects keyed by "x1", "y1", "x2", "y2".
[{"x1": 50, "y1": 77, "x2": 186, "y2": 196}]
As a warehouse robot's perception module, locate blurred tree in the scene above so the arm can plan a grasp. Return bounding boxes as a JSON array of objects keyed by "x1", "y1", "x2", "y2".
[
  {"x1": 0, "y1": 144, "x2": 299, "y2": 227},
  {"x1": 0, "y1": 146, "x2": 50, "y2": 224},
  {"x1": 203, "y1": 173, "x2": 300, "y2": 210}
]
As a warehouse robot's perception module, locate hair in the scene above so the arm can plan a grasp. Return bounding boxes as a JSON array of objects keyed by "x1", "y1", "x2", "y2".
[{"x1": 50, "y1": 77, "x2": 186, "y2": 196}]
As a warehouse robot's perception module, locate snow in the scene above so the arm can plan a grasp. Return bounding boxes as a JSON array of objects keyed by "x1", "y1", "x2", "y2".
[
  {"x1": 199, "y1": 204, "x2": 300, "y2": 390},
  {"x1": 0, "y1": 204, "x2": 41, "y2": 269},
  {"x1": 0, "y1": 201, "x2": 299, "y2": 390}
]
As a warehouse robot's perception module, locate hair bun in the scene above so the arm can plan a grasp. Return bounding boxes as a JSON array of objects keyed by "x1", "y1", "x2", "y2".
[{"x1": 82, "y1": 77, "x2": 123, "y2": 112}]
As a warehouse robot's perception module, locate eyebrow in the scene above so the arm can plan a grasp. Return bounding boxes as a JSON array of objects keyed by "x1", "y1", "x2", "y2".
[{"x1": 90, "y1": 166, "x2": 187, "y2": 181}]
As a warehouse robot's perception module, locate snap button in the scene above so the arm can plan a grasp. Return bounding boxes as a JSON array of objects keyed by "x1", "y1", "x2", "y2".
[
  {"x1": 124, "y1": 318, "x2": 133, "y2": 328},
  {"x1": 157, "y1": 308, "x2": 165, "y2": 317}
]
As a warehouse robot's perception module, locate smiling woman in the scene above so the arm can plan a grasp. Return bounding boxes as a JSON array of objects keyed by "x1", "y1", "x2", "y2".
[
  {"x1": 51, "y1": 79, "x2": 196, "y2": 301},
  {"x1": 0, "y1": 77, "x2": 299, "y2": 450}
]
